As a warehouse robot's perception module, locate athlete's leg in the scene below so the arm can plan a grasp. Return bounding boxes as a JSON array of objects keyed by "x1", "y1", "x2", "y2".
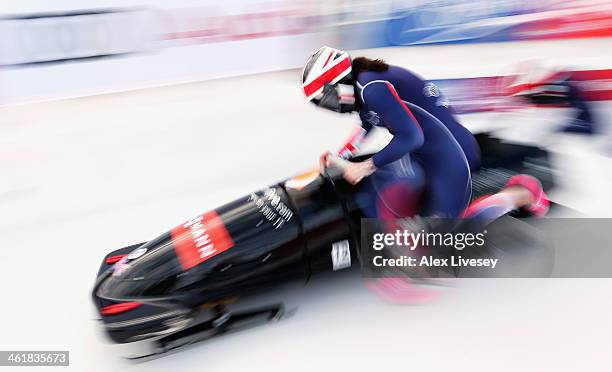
[
  {"x1": 363, "y1": 157, "x2": 438, "y2": 305},
  {"x1": 374, "y1": 154, "x2": 426, "y2": 219},
  {"x1": 463, "y1": 174, "x2": 549, "y2": 219},
  {"x1": 421, "y1": 158, "x2": 472, "y2": 218},
  {"x1": 356, "y1": 154, "x2": 426, "y2": 218}
]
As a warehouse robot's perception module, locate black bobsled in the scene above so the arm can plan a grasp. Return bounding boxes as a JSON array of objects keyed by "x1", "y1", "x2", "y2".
[{"x1": 91, "y1": 133, "x2": 556, "y2": 358}]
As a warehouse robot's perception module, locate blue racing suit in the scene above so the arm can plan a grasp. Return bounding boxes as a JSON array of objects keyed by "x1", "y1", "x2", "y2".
[{"x1": 343, "y1": 65, "x2": 480, "y2": 218}]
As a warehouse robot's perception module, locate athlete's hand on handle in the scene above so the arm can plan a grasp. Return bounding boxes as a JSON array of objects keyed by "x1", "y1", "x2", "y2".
[
  {"x1": 323, "y1": 153, "x2": 376, "y2": 185},
  {"x1": 341, "y1": 159, "x2": 376, "y2": 185}
]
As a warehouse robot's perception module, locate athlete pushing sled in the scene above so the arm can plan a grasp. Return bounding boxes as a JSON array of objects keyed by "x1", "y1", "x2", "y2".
[
  {"x1": 301, "y1": 46, "x2": 551, "y2": 303},
  {"x1": 301, "y1": 46, "x2": 549, "y2": 222}
]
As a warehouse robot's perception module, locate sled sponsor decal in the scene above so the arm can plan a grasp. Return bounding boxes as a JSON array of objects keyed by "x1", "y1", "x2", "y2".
[
  {"x1": 172, "y1": 211, "x2": 234, "y2": 271},
  {"x1": 331, "y1": 240, "x2": 351, "y2": 271},
  {"x1": 248, "y1": 187, "x2": 294, "y2": 229}
]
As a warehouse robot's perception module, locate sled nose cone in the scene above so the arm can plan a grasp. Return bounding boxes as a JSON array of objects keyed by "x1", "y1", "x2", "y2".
[{"x1": 96, "y1": 244, "x2": 183, "y2": 301}]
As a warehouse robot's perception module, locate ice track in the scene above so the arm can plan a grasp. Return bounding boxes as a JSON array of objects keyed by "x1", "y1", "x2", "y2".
[{"x1": 1, "y1": 42, "x2": 612, "y2": 371}]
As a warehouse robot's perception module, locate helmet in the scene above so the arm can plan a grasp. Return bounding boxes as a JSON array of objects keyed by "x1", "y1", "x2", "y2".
[{"x1": 301, "y1": 46, "x2": 356, "y2": 113}]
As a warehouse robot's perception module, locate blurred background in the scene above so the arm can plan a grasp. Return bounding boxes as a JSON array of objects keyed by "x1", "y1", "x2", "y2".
[{"x1": 1, "y1": 1, "x2": 611, "y2": 371}]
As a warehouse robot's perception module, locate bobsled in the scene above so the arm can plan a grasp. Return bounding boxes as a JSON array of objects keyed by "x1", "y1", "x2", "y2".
[{"x1": 91, "y1": 134, "x2": 555, "y2": 358}]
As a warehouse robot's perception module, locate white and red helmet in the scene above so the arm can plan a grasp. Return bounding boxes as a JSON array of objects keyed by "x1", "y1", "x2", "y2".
[{"x1": 301, "y1": 46, "x2": 356, "y2": 112}]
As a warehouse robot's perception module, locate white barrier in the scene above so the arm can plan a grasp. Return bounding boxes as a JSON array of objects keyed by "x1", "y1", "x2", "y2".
[
  {"x1": 0, "y1": 2, "x2": 338, "y2": 105},
  {"x1": 2, "y1": 0, "x2": 612, "y2": 106}
]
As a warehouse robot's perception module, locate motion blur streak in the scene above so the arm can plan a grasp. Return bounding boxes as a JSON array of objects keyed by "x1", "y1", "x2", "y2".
[{"x1": 0, "y1": 1, "x2": 611, "y2": 371}]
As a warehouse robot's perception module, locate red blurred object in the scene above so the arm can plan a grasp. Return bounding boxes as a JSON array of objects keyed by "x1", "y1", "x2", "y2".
[
  {"x1": 106, "y1": 254, "x2": 127, "y2": 264},
  {"x1": 100, "y1": 302, "x2": 142, "y2": 316}
]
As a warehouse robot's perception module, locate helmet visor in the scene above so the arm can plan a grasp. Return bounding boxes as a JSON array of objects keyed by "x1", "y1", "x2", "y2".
[
  {"x1": 314, "y1": 83, "x2": 356, "y2": 113},
  {"x1": 317, "y1": 83, "x2": 341, "y2": 112}
]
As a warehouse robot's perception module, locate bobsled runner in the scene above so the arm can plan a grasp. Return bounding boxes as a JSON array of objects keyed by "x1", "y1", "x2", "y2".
[{"x1": 91, "y1": 133, "x2": 556, "y2": 359}]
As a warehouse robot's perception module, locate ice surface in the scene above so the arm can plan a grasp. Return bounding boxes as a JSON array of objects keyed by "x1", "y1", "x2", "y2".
[{"x1": 1, "y1": 42, "x2": 611, "y2": 371}]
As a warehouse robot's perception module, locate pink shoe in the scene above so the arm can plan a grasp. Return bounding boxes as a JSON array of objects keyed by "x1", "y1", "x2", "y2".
[{"x1": 506, "y1": 174, "x2": 550, "y2": 218}]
